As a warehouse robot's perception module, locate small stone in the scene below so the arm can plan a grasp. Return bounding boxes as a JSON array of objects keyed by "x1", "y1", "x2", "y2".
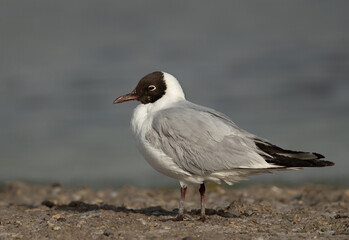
[
  {"x1": 293, "y1": 214, "x2": 301, "y2": 222},
  {"x1": 137, "y1": 218, "x2": 147, "y2": 225},
  {"x1": 271, "y1": 186, "x2": 281, "y2": 193},
  {"x1": 52, "y1": 226, "x2": 61, "y2": 231},
  {"x1": 14, "y1": 221, "x2": 22, "y2": 226},
  {"x1": 52, "y1": 214, "x2": 61, "y2": 219},
  {"x1": 10, "y1": 234, "x2": 23, "y2": 239},
  {"x1": 103, "y1": 231, "x2": 114, "y2": 237}
]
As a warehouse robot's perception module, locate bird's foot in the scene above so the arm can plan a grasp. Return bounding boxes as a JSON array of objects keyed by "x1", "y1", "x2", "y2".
[{"x1": 198, "y1": 215, "x2": 206, "y2": 222}]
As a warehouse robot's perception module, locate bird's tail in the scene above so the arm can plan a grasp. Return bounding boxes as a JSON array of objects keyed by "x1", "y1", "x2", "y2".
[{"x1": 254, "y1": 139, "x2": 334, "y2": 168}]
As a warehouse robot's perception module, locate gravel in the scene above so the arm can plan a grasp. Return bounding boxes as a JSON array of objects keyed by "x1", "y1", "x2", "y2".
[{"x1": 0, "y1": 181, "x2": 348, "y2": 239}]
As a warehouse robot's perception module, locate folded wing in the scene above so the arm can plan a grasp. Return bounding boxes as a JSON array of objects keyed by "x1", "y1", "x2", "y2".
[{"x1": 146, "y1": 103, "x2": 273, "y2": 176}]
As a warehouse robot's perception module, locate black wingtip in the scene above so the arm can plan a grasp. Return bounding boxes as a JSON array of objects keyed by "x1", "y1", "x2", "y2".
[
  {"x1": 308, "y1": 153, "x2": 335, "y2": 167},
  {"x1": 312, "y1": 152, "x2": 325, "y2": 159},
  {"x1": 317, "y1": 160, "x2": 335, "y2": 167},
  {"x1": 254, "y1": 139, "x2": 335, "y2": 168}
]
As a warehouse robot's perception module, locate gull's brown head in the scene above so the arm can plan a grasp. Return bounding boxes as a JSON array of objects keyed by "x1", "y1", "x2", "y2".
[{"x1": 113, "y1": 71, "x2": 167, "y2": 104}]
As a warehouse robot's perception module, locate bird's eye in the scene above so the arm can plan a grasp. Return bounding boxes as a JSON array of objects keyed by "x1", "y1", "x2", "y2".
[{"x1": 148, "y1": 85, "x2": 156, "y2": 91}]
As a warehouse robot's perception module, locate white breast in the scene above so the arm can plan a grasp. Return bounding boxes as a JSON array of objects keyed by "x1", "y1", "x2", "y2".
[{"x1": 131, "y1": 103, "x2": 191, "y2": 181}]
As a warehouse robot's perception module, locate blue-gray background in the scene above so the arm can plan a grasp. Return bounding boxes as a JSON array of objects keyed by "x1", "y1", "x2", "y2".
[{"x1": 1, "y1": 1, "x2": 348, "y2": 188}]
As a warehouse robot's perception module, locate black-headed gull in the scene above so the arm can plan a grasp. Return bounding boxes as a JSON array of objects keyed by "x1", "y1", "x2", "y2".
[{"x1": 114, "y1": 71, "x2": 334, "y2": 222}]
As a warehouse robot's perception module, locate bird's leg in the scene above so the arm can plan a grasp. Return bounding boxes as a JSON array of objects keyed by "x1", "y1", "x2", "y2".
[
  {"x1": 177, "y1": 185, "x2": 187, "y2": 220},
  {"x1": 199, "y1": 183, "x2": 206, "y2": 222},
  {"x1": 161, "y1": 185, "x2": 187, "y2": 221}
]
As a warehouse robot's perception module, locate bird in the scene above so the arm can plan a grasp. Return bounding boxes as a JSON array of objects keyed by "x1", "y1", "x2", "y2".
[{"x1": 113, "y1": 71, "x2": 334, "y2": 222}]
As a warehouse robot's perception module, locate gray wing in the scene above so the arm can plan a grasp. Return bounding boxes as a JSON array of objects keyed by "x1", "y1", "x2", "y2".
[{"x1": 145, "y1": 102, "x2": 272, "y2": 176}]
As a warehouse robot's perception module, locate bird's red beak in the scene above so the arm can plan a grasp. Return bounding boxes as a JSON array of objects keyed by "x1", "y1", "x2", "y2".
[{"x1": 113, "y1": 92, "x2": 138, "y2": 104}]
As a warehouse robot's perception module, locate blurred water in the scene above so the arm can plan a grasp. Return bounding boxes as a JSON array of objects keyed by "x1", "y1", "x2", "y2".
[{"x1": 1, "y1": 0, "x2": 348, "y2": 188}]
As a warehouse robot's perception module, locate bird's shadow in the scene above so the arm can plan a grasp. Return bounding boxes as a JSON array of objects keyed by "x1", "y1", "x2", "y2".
[{"x1": 41, "y1": 200, "x2": 237, "y2": 219}]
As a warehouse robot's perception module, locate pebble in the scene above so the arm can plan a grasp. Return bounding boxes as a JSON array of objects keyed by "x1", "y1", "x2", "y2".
[
  {"x1": 52, "y1": 226, "x2": 61, "y2": 231},
  {"x1": 137, "y1": 218, "x2": 147, "y2": 225},
  {"x1": 52, "y1": 214, "x2": 62, "y2": 219},
  {"x1": 103, "y1": 230, "x2": 114, "y2": 237},
  {"x1": 11, "y1": 234, "x2": 23, "y2": 239}
]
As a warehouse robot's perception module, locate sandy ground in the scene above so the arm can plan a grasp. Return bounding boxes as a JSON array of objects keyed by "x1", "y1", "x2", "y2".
[{"x1": 0, "y1": 182, "x2": 348, "y2": 240}]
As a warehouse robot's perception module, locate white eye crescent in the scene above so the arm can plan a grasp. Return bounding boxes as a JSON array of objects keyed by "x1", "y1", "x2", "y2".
[{"x1": 148, "y1": 85, "x2": 156, "y2": 91}]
